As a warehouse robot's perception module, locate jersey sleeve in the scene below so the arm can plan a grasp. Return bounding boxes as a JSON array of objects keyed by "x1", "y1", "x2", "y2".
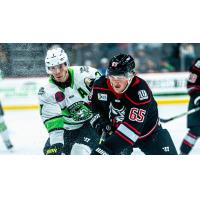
[
  {"x1": 38, "y1": 86, "x2": 65, "y2": 145},
  {"x1": 89, "y1": 79, "x2": 109, "y2": 119},
  {"x1": 187, "y1": 58, "x2": 200, "y2": 96}
]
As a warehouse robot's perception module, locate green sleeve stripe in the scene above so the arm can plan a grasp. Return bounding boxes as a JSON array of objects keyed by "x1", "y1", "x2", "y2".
[
  {"x1": 44, "y1": 116, "x2": 63, "y2": 124},
  {"x1": 68, "y1": 67, "x2": 74, "y2": 89},
  {"x1": 44, "y1": 117, "x2": 64, "y2": 132}
]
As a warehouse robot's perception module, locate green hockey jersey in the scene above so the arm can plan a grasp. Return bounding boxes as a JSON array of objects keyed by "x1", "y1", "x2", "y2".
[{"x1": 38, "y1": 66, "x2": 101, "y2": 145}]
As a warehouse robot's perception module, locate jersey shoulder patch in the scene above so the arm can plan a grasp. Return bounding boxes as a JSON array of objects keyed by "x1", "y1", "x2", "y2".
[
  {"x1": 126, "y1": 77, "x2": 152, "y2": 104},
  {"x1": 38, "y1": 87, "x2": 45, "y2": 96},
  {"x1": 38, "y1": 83, "x2": 58, "y2": 103},
  {"x1": 137, "y1": 89, "x2": 149, "y2": 100}
]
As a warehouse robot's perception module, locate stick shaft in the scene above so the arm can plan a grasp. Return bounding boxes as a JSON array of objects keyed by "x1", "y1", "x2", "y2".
[{"x1": 160, "y1": 107, "x2": 200, "y2": 123}]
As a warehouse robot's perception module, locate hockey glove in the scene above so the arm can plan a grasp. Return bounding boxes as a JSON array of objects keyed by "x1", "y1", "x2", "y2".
[
  {"x1": 90, "y1": 114, "x2": 112, "y2": 136},
  {"x1": 194, "y1": 96, "x2": 200, "y2": 107},
  {"x1": 46, "y1": 143, "x2": 64, "y2": 155}
]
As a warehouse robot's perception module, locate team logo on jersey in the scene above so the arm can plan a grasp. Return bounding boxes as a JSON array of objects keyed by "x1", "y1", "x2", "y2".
[
  {"x1": 65, "y1": 101, "x2": 93, "y2": 123},
  {"x1": 98, "y1": 93, "x2": 107, "y2": 101},
  {"x1": 138, "y1": 90, "x2": 148, "y2": 100},
  {"x1": 195, "y1": 60, "x2": 200, "y2": 68},
  {"x1": 109, "y1": 103, "x2": 126, "y2": 124},
  {"x1": 55, "y1": 91, "x2": 65, "y2": 102}
]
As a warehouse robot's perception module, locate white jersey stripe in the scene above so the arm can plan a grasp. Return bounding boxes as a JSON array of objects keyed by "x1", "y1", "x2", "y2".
[
  {"x1": 117, "y1": 124, "x2": 139, "y2": 142},
  {"x1": 185, "y1": 135, "x2": 197, "y2": 145}
]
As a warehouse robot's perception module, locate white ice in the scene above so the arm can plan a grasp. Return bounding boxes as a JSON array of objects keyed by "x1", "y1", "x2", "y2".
[
  {"x1": 0, "y1": 110, "x2": 48, "y2": 155},
  {"x1": 1, "y1": 104, "x2": 200, "y2": 155}
]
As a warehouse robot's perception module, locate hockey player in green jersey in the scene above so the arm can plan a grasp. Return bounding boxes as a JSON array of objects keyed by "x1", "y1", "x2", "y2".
[{"x1": 38, "y1": 46, "x2": 101, "y2": 155}]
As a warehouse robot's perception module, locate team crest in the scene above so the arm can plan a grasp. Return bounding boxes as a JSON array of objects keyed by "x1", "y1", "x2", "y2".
[{"x1": 109, "y1": 103, "x2": 125, "y2": 124}]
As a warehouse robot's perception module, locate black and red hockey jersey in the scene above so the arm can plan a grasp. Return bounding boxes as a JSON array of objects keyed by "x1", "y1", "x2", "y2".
[
  {"x1": 90, "y1": 75, "x2": 159, "y2": 146},
  {"x1": 187, "y1": 58, "x2": 200, "y2": 96}
]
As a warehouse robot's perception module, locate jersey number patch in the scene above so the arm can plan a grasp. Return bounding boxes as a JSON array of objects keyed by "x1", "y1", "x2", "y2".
[{"x1": 129, "y1": 108, "x2": 146, "y2": 123}]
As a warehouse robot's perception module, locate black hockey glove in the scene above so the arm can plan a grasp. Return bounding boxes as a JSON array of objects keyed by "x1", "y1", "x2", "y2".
[
  {"x1": 45, "y1": 143, "x2": 64, "y2": 155},
  {"x1": 194, "y1": 96, "x2": 200, "y2": 107},
  {"x1": 90, "y1": 114, "x2": 112, "y2": 136}
]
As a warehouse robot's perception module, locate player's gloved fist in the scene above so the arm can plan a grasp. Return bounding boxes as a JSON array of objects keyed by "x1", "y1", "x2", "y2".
[
  {"x1": 194, "y1": 96, "x2": 200, "y2": 107},
  {"x1": 46, "y1": 143, "x2": 64, "y2": 155},
  {"x1": 90, "y1": 113, "x2": 112, "y2": 135},
  {"x1": 96, "y1": 122, "x2": 112, "y2": 136}
]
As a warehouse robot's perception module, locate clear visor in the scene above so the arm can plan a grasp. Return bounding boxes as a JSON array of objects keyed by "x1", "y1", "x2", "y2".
[
  {"x1": 47, "y1": 64, "x2": 63, "y2": 73},
  {"x1": 108, "y1": 72, "x2": 133, "y2": 81}
]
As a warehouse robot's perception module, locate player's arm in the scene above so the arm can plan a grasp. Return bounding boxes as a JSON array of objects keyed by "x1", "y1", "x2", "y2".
[
  {"x1": 89, "y1": 79, "x2": 111, "y2": 136},
  {"x1": 38, "y1": 87, "x2": 65, "y2": 155}
]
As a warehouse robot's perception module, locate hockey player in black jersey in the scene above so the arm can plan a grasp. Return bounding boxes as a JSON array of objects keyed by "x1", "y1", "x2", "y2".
[
  {"x1": 180, "y1": 58, "x2": 200, "y2": 154},
  {"x1": 90, "y1": 54, "x2": 177, "y2": 155}
]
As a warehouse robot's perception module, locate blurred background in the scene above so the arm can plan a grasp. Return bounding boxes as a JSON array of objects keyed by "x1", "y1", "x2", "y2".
[{"x1": 0, "y1": 43, "x2": 199, "y2": 78}]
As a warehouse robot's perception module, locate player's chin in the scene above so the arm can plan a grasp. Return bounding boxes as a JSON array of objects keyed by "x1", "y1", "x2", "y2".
[
  {"x1": 56, "y1": 77, "x2": 64, "y2": 82},
  {"x1": 113, "y1": 87, "x2": 124, "y2": 93}
]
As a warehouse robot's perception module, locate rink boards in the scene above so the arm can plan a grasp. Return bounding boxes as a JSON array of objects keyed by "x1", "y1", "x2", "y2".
[
  {"x1": 0, "y1": 72, "x2": 190, "y2": 110},
  {"x1": 2, "y1": 97, "x2": 190, "y2": 110}
]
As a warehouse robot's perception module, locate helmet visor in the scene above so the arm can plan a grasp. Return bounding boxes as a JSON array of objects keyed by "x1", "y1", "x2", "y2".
[
  {"x1": 108, "y1": 72, "x2": 133, "y2": 81},
  {"x1": 47, "y1": 64, "x2": 63, "y2": 73}
]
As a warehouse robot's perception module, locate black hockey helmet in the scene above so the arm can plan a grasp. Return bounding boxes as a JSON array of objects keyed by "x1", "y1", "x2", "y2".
[{"x1": 107, "y1": 54, "x2": 135, "y2": 76}]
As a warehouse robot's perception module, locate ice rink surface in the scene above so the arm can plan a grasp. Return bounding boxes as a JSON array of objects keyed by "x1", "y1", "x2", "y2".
[{"x1": 1, "y1": 104, "x2": 200, "y2": 155}]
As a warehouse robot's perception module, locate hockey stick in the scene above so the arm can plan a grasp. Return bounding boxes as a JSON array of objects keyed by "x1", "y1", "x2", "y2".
[
  {"x1": 99, "y1": 130, "x2": 113, "y2": 144},
  {"x1": 99, "y1": 130, "x2": 106, "y2": 144},
  {"x1": 160, "y1": 106, "x2": 200, "y2": 123}
]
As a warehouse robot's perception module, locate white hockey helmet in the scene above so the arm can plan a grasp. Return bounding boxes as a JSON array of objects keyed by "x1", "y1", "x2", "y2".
[{"x1": 45, "y1": 46, "x2": 69, "y2": 74}]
